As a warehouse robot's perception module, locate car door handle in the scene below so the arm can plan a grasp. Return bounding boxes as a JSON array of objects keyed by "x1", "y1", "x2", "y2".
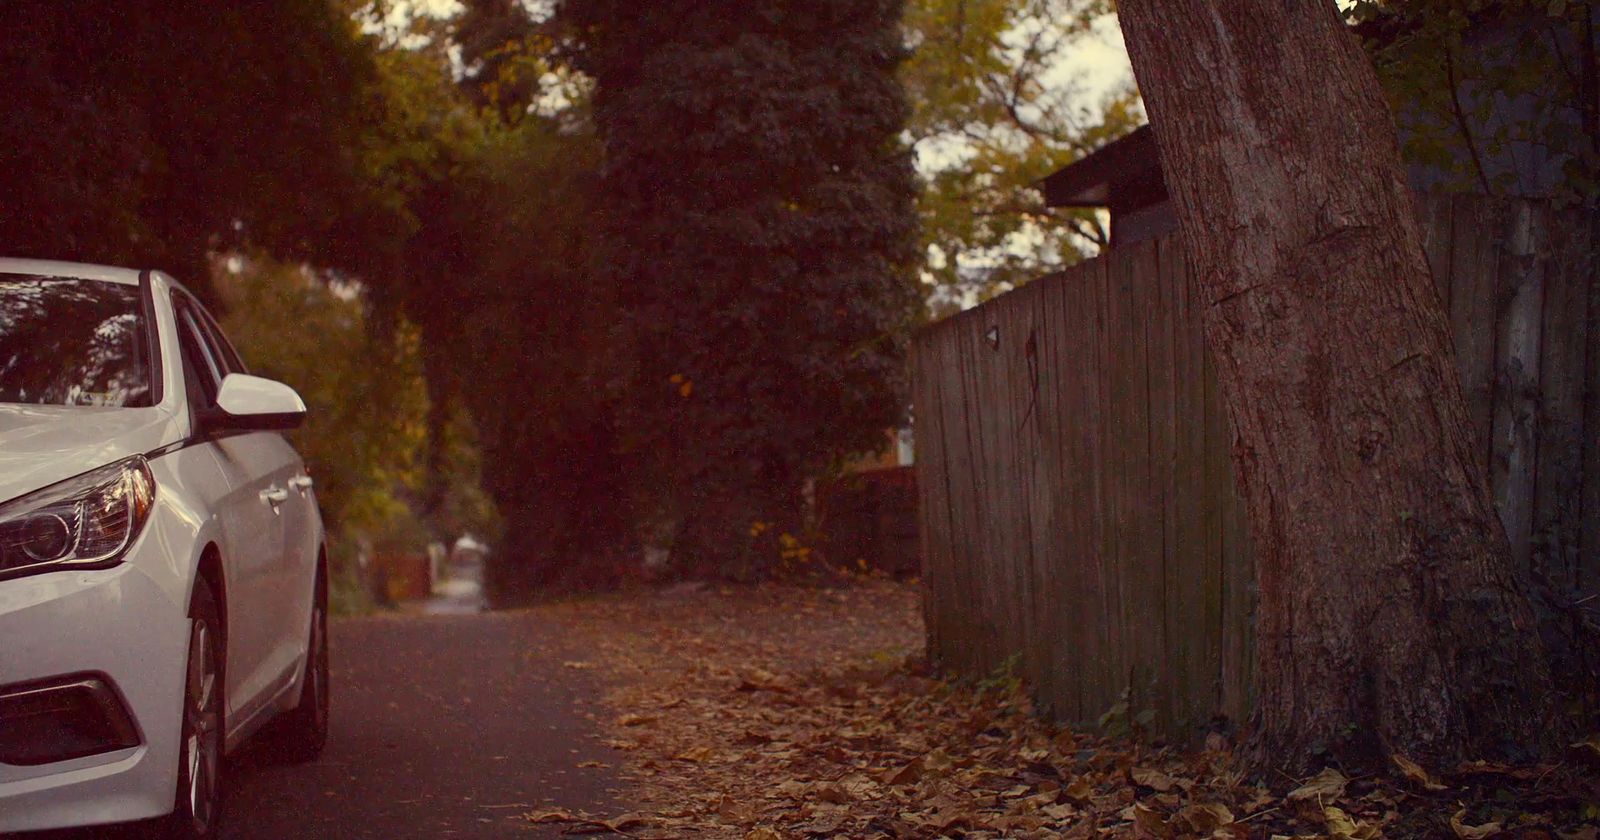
[
  {"x1": 260, "y1": 487, "x2": 289, "y2": 505},
  {"x1": 288, "y1": 475, "x2": 314, "y2": 492}
]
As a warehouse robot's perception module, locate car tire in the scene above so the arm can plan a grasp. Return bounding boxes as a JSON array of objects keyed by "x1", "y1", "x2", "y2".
[
  {"x1": 150, "y1": 581, "x2": 225, "y2": 839},
  {"x1": 273, "y1": 562, "x2": 329, "y2": 764}
]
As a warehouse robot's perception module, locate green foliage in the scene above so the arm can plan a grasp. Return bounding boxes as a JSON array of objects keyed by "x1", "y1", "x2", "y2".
[
  {"x1": 215, "y1": 256, "x2": 429, "y2": 540},
  {"x1": 1349, "y1": 0, "x2": 1599, "y2": 201},
  {"x1": 213, "y1": 255, "x2": 427, "y2": 614},
  {"x1": 975, "y1": 652, "x2": 1025, "y2": 696},
  {"x1": 216, "y1": 253, "x2": 498, "y2": 602},
  {"x1": 415, "y1": 116, "x2": 627, "y2": 591},
  {"x1": 326, "y1": 553, "x2": 377, "y2": 617},
  {"x1": 454, "y1": 0, "x2": 591, "y2": 122},
  {"x1": 557, "y1": 0, "x2": 924, "y2": 578},
  {"x1": 901, "y1": 0, "x2": 1143, "y2": 309},
  {"x1": 0, "y1": 0, "x2": 376, "y2": 302}
]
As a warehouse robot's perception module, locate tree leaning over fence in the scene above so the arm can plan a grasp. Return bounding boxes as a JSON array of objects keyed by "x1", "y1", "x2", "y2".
[
  {"x1": 914, "y1": 192, "x2": 1596, "y2": 770},
  {"x1": 1116, "y1": 0, "x2": 1557, "y2": 770}
]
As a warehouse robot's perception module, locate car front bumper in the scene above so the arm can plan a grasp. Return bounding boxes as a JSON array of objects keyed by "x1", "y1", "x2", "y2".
[{"x1": 0, "y1": 546, "x2": 189, "y2": 834}]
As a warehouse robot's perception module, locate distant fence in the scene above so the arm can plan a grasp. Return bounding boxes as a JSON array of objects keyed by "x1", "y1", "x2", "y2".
[
  {"x1": 818, "y1": 466, "x2": 920, "y2": 577},
  {"x1": 912, "y1": 193, "x2": 1599, "y2": 737}
]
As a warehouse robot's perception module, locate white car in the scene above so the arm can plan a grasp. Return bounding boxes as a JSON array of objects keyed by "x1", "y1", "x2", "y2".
[{"x1": 0, "y1": 259, "x2": 330, "y2": 837}]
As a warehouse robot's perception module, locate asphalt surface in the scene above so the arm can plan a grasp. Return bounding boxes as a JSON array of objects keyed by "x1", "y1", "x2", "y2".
[{"x1": 25, "y1": 608, "x2": 623, "y2": 839}]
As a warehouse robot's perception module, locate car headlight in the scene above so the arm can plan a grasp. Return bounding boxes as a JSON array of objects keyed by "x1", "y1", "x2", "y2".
[{"x1": 0, "y1": 457, "x2": 155, "y2": 580}]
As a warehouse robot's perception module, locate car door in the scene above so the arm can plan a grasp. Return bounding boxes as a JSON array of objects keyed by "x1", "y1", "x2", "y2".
[
  {"x1": 191, "y1": 299, "x2": 318, "y2": 675},
  {"x1": 171, "y1": 293, "x2": 295, "y2": 725}
]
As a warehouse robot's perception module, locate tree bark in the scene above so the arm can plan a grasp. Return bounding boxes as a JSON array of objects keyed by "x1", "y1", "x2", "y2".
[{"x1": 1115, "y1": 0, "x2": 1556, "y2": 770}]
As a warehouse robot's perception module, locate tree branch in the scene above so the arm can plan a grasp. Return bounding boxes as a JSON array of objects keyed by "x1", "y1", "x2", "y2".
[{"x1": 1444, "y1": 46, "x2": 1495, "y2": 195}]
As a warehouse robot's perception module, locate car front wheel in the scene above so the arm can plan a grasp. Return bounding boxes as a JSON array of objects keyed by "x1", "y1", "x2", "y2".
[{"x1": 152, "y1": 581, "x2": 224, "y2": 838}]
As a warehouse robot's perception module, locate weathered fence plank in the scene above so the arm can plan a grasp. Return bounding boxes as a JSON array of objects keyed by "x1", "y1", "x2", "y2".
[
  {"x1": 1420, "y1": 191, "x2": 1455, "y2": 302},
  {"x1": 1167, "y1": 236, "x2": 1216, "y2": 728},
  {"x1": 1147, "y1": 239, "x2": 1180, "y2": 731},
  {"x1": 1491, "y1": 201, "x2": 1548, "y2": 572},
  {"x1": 1060, "y1": 262, "x2": 1104, "y2": 719},
  {"x1": 913, "y1": 193, "x2": 1594, "y2": 738},
  {"x1": 1533, "y1": 211, "x2": 1592, "y2": 593},
  {"x1": 1451, "y1": 195, "x2": 1504, "y2": 478},
  {"x1": 1116, "y1": 244, "x2": 1153, "y2": 721},
  {"x1": 957, "y1": 309, "x2": 998, "y2": 671},
  {"x1": 1582, "y1": 214, "x2": 1600, "y2": 596},
  {"x1": 1045, "y1": 269, "x2": 1080, "y2": 719}
]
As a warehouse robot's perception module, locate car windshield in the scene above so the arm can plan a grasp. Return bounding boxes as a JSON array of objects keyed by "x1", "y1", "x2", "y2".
[{"x1": 0, "y1": 274, "x2": 154, "y2": 408}]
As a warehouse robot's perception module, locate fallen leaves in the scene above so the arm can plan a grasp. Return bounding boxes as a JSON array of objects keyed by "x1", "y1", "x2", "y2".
[
  {"x1": 734, "y1": 669, "x2": 791, "y2": 694},
  {"x1": 1129, "y1": 766, "x2": 1180, "y2": 793},
  {"x1": 1450, "y1": 807, "x2": 1503, "y2": 839},
  {"x1": 1171, "y1": 801, "x2": 1234, "y2": 834},
  {"x1": 1391, "y1": 754, "x2": 1448, "y2": 792},
  {"x1": 532, "y1": 581, "x2": 1600, "y2": 839},
  {"x1": 526, "y1": 809, "x2": 659, "y2": 834},
  {"x1": 672, "y1": 745, "x2": 713, "y2": 763},
  {"x1": 1287, "y1": 768, "x2": 1348, "y2": 803},
  {"x1": 551, "y1": 582, "x2": 1261, "y2": 838}
]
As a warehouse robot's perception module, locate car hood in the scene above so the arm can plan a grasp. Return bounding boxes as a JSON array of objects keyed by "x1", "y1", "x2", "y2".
[{"x1": 0, "y1": 405, "x2": 181, "y2": 504}]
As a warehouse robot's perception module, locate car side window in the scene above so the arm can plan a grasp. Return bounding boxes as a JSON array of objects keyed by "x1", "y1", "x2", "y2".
[
  {"x1": 172, "y1": 291, "x2": 243, "y2": 379},
  {"x1": 192, "y1": 301, "x2": 247, "y2": 376},
  {"x1": 173, "y1": 296, "x2": 223, "y2": 407}
]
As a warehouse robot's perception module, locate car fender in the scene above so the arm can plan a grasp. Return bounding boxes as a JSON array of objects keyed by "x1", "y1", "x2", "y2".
[{"x1": 137, "y1": 448, "x2": 231, "y2": 616}]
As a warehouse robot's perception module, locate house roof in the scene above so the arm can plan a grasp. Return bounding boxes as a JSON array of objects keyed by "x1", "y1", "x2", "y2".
[{"x1": 1039, "y1": 125, "x2": 1164, "y2": 209}]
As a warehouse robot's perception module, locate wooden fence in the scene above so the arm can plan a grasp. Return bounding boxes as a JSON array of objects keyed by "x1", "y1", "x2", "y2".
[{"x1": 912, "y1": 193, "x2": 1599, "y2": 737}]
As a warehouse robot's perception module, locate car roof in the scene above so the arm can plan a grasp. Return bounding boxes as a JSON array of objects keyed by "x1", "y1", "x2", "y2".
[{"x1": 0, "y1": 257, "x2": 144, "y2": 286}]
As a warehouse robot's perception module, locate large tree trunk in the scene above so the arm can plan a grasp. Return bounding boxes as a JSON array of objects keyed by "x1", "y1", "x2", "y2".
[{"x1": 1115, "y1": 0, "x2": 1556, "y2": 770}]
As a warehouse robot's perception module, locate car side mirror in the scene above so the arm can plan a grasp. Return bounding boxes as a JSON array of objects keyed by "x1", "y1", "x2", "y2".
[{"x1": 200, "y1": 374, "x2": 307, "y2": 433}]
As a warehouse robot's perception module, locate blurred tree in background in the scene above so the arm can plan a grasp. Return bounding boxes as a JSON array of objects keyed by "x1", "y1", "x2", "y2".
[
  {"x1": 0, "y1": 0, "x2": 375, "y2": 304},
  {"x1": 902, "y1": 0, "x2": 1141, "y2": 310},
  {"x1": 216, "y1": 258, "x2": 429, "y2": 539},
  {"x1": 557, "y1": 0, "x2": 923, "y2": 580},
  {"x1": 1, "y1": 0, "x2": 1133, "y2": 594},
  {"x1": 213, "y1": 257, "x2": 496, "y2": 611},
  {"x1": 396, "y1": 103, "x2": 628, "y2": 594},
  {"x1": 215, "y1": 257, "x2": 499, "y2": 531}
]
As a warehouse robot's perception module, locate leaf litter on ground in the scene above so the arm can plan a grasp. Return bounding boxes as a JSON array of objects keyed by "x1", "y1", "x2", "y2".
[{"x1": 523, "y1": 580, "x2": 1600, "y2": 839}]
